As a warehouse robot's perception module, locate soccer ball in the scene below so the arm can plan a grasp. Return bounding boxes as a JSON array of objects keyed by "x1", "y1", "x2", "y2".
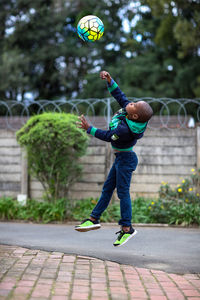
[{"x1": 77, "y1": 15, "x2": 104, "y2": 42}]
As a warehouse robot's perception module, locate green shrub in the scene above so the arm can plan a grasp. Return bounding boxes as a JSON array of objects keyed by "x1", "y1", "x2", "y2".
[
  {"x1": 71, "y1": 197, "x2": 154, "y2": 223},
  {"x1": 148, "y1": 168, "x2": 200, "y2": 225},
  {"x1": 147, "y1": 199, "x2": 200, "y2": 225},
  {"x1": 132, "y1": 197, "x2": 153, "y2": 223},
  {"x1": 16, "y1": 112, "x2": 89, "y2": 202},
  {"x1": 71, "y1": 198, "x2": 121, "y2": 222},
  {"x1": 0, "y1": 197, "x2": 67, "y2": 223},
  {"x1": 0, "y1": 197, "x2": 19, "y2": 219},
  {"x1": 1, "y1": 173, "x2": 199, "y2": 225}
]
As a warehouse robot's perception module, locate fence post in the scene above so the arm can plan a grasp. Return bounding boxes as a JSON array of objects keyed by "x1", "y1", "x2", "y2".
[
  {"x1": 20, "y1": 149, "x2": 28, "y2": 196},
  {"x1": 105, "y1": 98, "x2": 117, "y2": 202},
  {"x1": 107, "y1": 98, "x2": 111, "y2": 129}
]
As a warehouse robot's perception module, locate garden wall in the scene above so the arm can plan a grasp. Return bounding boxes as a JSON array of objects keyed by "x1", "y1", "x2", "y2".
[{"x1": 0, "y1": 127, "x2": 199, "y2": 200}]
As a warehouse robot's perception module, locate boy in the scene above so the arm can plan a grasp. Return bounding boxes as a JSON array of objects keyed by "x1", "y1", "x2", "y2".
[{"x1": 75, "y1": 71, "x2": 153, "y2": 247}]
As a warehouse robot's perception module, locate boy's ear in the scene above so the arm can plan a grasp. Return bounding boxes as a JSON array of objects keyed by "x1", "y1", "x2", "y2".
[{"x1": 131, "y1": 113, "x2": 139, "y2": 120}]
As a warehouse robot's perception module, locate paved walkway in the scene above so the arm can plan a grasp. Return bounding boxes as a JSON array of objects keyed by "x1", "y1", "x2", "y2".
[
  {"x1": 0, "y1": 245, "x2": 200, "y2": 300},
  {"x1": 1, "y1": 222, "x2": 200, "y2": 274}
]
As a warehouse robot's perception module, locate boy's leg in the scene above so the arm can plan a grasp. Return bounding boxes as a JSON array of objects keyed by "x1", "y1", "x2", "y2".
[
  {"x1": 113, "y1": 152, "x2": 138, "y2": 246},
  {"x1": 75, "y1": 161, "x2": 116, "y2": 232},
  {"x1": 115, "y1": 152, "x2": 138, "y2": 227},
  {"x1": 90, "y1": 162, "x2": 116, "y2": 220},
  {"x1": 116, "y1": 165, "x2": 133, "y2": 227}
]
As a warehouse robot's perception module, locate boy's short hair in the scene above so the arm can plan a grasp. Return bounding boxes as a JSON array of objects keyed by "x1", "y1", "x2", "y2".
[{"x1": 137, "y1": 101, "x2": 153, "y2": 123}]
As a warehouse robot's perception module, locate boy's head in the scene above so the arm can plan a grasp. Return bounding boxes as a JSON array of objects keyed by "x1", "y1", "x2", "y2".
[{"x1": 126, "y1": 101, "x2": 153, "y2": 123}]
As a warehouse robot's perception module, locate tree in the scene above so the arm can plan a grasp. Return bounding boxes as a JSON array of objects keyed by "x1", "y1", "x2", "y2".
[
  {"x1": 16, "y1": 112, "x2": 89, "y2": 202},
  {"x1": 0, "y1": 0, "x2": 199, "y2": 101},
  {"x1": 118, "y1": 0, "x2": 200, "y2": 98},
  {"x1": 0, "y1": 49, "x2": 29, "y2": 100},
  {"x1": 0, "y1": 0, "x2": 130, "y2": 101},
  {"x1": 145, "y1": 0, "x2": 200, "y2": 97},
  {"x1": 146, "y1": 0, "x2": 200, "y2": 58}
]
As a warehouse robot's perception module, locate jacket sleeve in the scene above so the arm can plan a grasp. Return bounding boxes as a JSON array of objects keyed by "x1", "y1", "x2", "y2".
[
  {"x1": 87, "y1": 126, "x2": 115, "y2": 142},
  {"x1": 87, "y1": 124, "x2": 131, "y2": 143},
  {"x1": 107, "y1": 79, "x2": 130, "y2": 108}
]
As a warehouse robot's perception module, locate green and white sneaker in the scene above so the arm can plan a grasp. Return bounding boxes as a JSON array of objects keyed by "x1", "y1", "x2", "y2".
[
  {"x1": 75, "y1": 219, "x2": 101, "y2": 232},
  {"x1": 113, "y1": 226, "x2": 137, "y2": 247}
]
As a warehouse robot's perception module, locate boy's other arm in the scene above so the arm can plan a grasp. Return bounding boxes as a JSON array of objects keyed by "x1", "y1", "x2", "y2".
[
  {"x1": 77, "y1": 114, "x2": 124, "y2": 142},
  {"x1": 100, "y1": 70, "x2": 130, "y2": 108}
]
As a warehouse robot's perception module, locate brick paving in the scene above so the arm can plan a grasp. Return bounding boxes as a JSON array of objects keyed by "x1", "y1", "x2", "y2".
[{"x1": 0, "y1": 245, "x2": 199, "y2": 300}]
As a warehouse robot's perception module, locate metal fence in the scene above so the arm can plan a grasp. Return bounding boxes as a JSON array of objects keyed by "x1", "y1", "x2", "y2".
[{"x1": 0, "y1": 98, "x2": 200, "y2": 130}]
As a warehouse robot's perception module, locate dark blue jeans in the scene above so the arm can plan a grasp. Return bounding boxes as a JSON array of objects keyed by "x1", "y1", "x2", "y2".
[{"x1": 90, "y1": 151, "x2": 138, "y2": 226}]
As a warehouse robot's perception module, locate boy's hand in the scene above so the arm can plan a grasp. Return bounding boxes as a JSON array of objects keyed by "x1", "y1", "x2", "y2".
[
  {"x1": 76, "y1": 114, "x2": 90, "y2": 130},
  {"x1": 100, "y1": 71, "x2": 112, "y2": 84}
]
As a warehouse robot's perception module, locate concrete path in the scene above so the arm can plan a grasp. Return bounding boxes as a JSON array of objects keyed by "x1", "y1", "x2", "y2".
[
  {"x1": 0, "y1": 222, "x2": 200, "y2": 274},
  {"x1": 0, "y1": 244, "x2": 200, "y2": 300}
]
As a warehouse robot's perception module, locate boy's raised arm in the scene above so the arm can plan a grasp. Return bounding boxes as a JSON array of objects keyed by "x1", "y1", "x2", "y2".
[
  {"x1": 100, "y1": 70, "x2": 130, "y2": 108},
  {"x1": 100, "y1": 71, "x2": 112, "y2": 84}
]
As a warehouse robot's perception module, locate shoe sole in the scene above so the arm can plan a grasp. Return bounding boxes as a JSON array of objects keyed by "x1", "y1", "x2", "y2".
[
  {"x1": 75, "y1": 224, "x2": 101, "y2": 232},
  {"x1": 113, "y1": 230, "x2": 137, "y2": 247}
]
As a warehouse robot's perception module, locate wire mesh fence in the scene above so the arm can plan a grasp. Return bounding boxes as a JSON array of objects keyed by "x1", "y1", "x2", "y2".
[{"x1": 0, "y1": 97, "x2": 200, "y2": 130}]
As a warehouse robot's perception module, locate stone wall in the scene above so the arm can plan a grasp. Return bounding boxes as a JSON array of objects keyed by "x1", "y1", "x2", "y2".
[
  {"x1": 0, "y1": 127, "x2": 199, "y2": 200},
  {"x1": 0, "y1": 130, "x2": 21, "y2": 197},
  {"x1": 132, "y1": 128, "x2": 197, "y2": 197}
]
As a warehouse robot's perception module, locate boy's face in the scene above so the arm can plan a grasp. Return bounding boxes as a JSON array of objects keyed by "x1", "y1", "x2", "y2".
[{"x1": 126, "y1": 101, "x2": 144, "y2": 120}]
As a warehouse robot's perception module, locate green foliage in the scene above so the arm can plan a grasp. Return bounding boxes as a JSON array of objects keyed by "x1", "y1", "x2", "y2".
[
  {"x1": 146, "y1": 0, "x2": 200, "y2": 57},
  {"x1": 71, "y1": 169, "x2": 200, "y2": 226},
  {"x1": 0, "y1": 197, "x2": 19, "y2": 220},
  {"x1": 0, "y1": 49, "x2": 29, "y2": 100},
  {"x1": 70, "y1": 196, "x2": 199, "y2": 225},
  {"x1": 0, "y1": 197, "x2": 67, "y2": 223},
  {"x1": 71, "y1": 198, "x2": 121, "y2": 223},
  {"x1": 132, "y1": 197, "x2": 153, "y2": 223},
  {"x1": 148, "y1": 169, "x2": 200, "y2": 225},
  {"x1": 1, "y1": 0, "x2": 199, "y2": 101},
  {"x1": 69, "y1": 197, "x2": 153, "y2": 223},
  {"x1": 0, "y1": 191, "x2": 199, "y2": 225},
  {"x1": 0, "y1": 0, "x2": 129, "y2": 101},
  {"x1": 121, "y1": 0, "x2": 200, "y2": 99},
  {"x1": 16, "y1": 112, "x2": 88, "y2": 202},
  {"x1": 155, "y1": 14, "x2": 176, "y2": 48},
  {"x1": 159, "y1": 169, "x2": 200, "y2": 203}
]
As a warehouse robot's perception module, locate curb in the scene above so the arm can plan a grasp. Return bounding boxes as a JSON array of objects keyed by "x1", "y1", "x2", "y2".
[
  {"x1": 66, "y1": 221, "x2": 200, "y2": 228},
  {"x1": 0, "y1": 220, "x2": 199, "y2": 228}
]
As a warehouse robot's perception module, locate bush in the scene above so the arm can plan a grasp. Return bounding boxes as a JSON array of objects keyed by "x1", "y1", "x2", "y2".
[
  {"x1": 148, "y1": 168, "x2": 200, "y2": 225},
  {"x1": 1, "y1": 168, "x2": 199, "y2": 226},
  {"x1": 0, "y1": 197, "x2": 67, "y2": 223},
  {"x1": 71, "y1": 198, "x2": 121, "y2": 222},
  {"x1": 16, "y1": 112, "x2": 88, "y2": 202},
  {"x1": 71, "y1": 197, "x2": 154, "y2": 223},
  {"x1": 0, "y1": 197, "x2": 19, "y2": 220},
  {"x1": 132, "y1": 197, "x2": 153, "y2": 223}
]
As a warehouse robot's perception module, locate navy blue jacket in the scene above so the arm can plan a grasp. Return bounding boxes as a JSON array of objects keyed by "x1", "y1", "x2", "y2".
[{"x1": 87, "y1": 79, "x2": 147, "y2": 151}]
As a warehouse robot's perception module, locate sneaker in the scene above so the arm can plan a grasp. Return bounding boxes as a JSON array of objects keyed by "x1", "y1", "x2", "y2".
[
  {"x1": 113, "y1": 226, "x2": 137, "y2": 247},
  {"x1": 75, "y1": 219, "x2": 101, "y2": 232}
]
